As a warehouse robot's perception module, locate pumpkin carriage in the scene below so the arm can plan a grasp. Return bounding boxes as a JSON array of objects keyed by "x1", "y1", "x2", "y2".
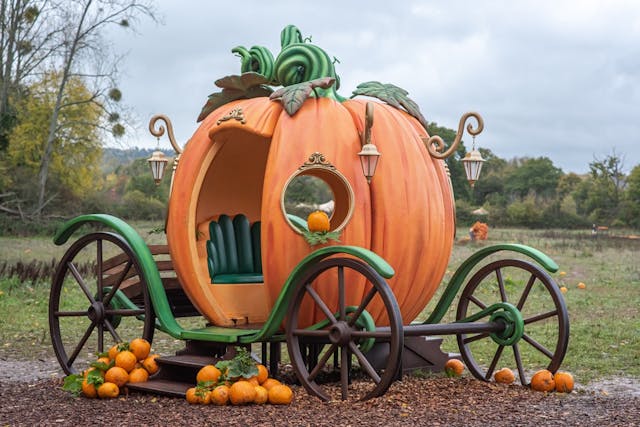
[{"x1": 48, "y1": 26, "x2": 569, "y2": 401}]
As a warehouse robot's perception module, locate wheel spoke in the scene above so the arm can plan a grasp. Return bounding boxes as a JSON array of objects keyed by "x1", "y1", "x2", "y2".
[
  {"x1": 308, "y1": 343, "x2": 338, "y2": 382},
  {"x1": 68, "y1": 321, "x2": 97, "y2": 366},
  {"x1": 103, "y1": 260, "x2": 133, "y2": 306},
  {"x1": 496, "y1": 268, "x2": 507, "y2": 302},
  {"x1": 97, "y1": 322, "x2": 104, "y2": 353},
  {"x1": 97, "y1": 239, "x2": 103, "y2": 302},
  {"x1": 68, "y1": 262, "x2": 96, "y2": 305},
  {"x1": 463, "y1": 332, "x2": 491, "y2": 345},
  {"x1": 338, "y1": 266, "x2": 345, "y2": 321},
  {"x1": 340, "y1": 346, "x2": 349, "y2": 400},
  {"x1": 485, "y1": 345, "x2": 505, "y2": 380},
  {"x1": 349, "y1": 341, "x2": 381, "y2": 383},
  {"x1": 513, "y1": 343, "x2": 527, "y2": 385},
  {"x1": 468, "y1": 294, "x2": 487, "y2": 310},
  {"x1": 524, "y1": 310, "x2": 558, "y2": 325},
  {"x1": 516, "y1": 273, "x2": 537, "y2": 310},
  {"x1": 305, "y1": 284, "x2": 338, "y2": 325},
  {"x1": 54, "y1": 310, "x2": 89, "y2": 317},
  {"x1": 347, "y1": 287, "x2": 377, "y2": 327},
  {"x1": 104, "y1": 318, "x2": 121, "y2": 343},
  {"x1": 521, "y1": 332, "x2": 554, "y2": 359}
]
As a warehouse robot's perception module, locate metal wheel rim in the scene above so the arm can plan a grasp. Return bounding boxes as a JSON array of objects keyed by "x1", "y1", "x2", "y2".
[
  {"x1": 456, "y1": 259, "x2": 569, "y2": 385},
  {"x1": 286, "y1": 257, "x2": 403, "y2": 402},
  {"x1": 49, "y1": 232, "x2": 155, "y2": 375}
]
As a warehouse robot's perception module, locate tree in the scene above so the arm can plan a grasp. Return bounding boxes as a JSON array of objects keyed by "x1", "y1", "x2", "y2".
[
  {"x1": 35, "y1": 0, "x2": 155, "y2": 215},
  {"x1": 3, "y1": 72, "x2": 103, "y2": 216},
  {"x1": 1, "y1": 0, "x2": 60, "y2": 150},
  {"x1": 503, "y1": 157, "x2": 563, "y2": 201},
  {"x1": 583, "y1": 152, "x2": 626, "y2": 223}
]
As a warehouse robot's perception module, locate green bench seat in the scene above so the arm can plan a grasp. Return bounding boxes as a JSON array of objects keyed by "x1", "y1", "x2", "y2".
[{"x1": 206, "y1": 214, "x2": 263, "y2": 284}]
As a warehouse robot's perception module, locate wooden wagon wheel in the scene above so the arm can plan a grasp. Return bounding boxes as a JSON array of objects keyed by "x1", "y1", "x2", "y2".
[
  {"x1": 286, "y1": 257, "x2": 403, "y2": 401},
  {"x1": 456, "y1": 259, "x2": 569, "y2": 385},
  {"x1": 49, "y1": 232, "x2": 155, "y2": 375}
]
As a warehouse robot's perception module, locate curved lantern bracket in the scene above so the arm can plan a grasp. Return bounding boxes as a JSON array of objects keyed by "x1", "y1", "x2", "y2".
[
  {"x1": 422, "y1": 112, "x2": 485, "y2": 186},
  {"x1": 147, "y1": 114, "x2": 184, "y2": 185}
]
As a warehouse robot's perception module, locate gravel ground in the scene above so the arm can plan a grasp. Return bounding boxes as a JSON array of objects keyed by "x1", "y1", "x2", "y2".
[{"x1": 1, "y1": 359, "x2": 639, "y2": 426}]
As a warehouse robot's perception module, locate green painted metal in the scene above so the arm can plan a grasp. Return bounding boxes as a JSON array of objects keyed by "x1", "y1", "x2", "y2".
[
  {"x1": 424, "y1": 243, "x2": 559, "y2": 325},
  {"x1": 53, "y1": 214, "x2": 186, "y2": 339},
  {"x1": 239, "y1": 245, "x2": 394, "y2": 344},
  {"x1": 55, "y1": 217, "x2": 391, "y2": 346},
  {"x1": 457, "y1": 302, "x2": 524, "y2": 346}
]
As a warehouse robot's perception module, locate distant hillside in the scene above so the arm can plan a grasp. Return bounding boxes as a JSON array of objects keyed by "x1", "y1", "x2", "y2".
[{"x1": 101, "y1": 147, "x2": 174, "y2": 173}]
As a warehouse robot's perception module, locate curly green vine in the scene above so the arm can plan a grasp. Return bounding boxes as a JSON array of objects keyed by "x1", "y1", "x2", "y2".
[{"x1": 231, "y1": 45, "x2": 276, "y2": 83}]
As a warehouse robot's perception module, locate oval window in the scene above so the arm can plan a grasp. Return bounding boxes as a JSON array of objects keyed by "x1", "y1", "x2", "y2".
[{"x1": 281, "y1": 153, "x2": 354, "y2": 234}]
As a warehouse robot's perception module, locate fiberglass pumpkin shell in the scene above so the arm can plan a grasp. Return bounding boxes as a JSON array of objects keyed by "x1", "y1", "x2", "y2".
[{"x1": 166, "y1": 95, "x2": 454, "y2": 328}]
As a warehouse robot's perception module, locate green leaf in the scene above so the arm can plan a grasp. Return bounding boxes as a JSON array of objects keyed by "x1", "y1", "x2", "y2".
[
  {"x1": 215, "y1": 72, "x2": 270, "y2": 91},
  {"x1": 62, "y1": 374, "x2": 84, "y2": 396},
  {"x1": 197, "y1": 72, "x2": 273, "y2": 122},
  {"x1": 352, "y1": 81, "x2": 427, "y2": 127},
  {"x1": 90, "y1": 360, "x2": 113, "y2": 371},
  {"x1": 215, "y1": 347, "x2": 259, "y2": 379},
  {"x1": 302, "y1": 230, "x2": 341, "y2": 246},
  {"x1": 86, "y1": 369, "x2": 105, "y2": 387},
  {"x1": 269, "y1": 77, "x2": 335, "y2": 116}
]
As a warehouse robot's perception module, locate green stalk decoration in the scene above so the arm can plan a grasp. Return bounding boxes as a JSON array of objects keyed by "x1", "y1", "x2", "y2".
[
  {"x1": 231, "y1": 45, "x2": 276, "y2": 83},
  {"x1": 198, "y1": 24, "x2": 428, "y2": 122},
  {"x1": 273, "y1": 25, "x2": 343, "y2": 106}
]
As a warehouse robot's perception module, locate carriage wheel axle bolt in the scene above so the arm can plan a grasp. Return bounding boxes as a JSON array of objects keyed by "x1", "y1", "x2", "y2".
[{"x1": 329, "y1": 322, "x2": 352, "y2": 346}]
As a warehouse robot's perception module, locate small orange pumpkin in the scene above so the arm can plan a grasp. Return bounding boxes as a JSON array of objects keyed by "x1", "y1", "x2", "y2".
[
  {"x1": 444, "y1": 359, "x2": 464, "y2": 377},
  {"x1": 494, "y1": 368, "x2": 515, "y2": 384},
  {"x1": 554, "y1": 371, "x2": 574, "y2": 393},
  {"x1": 307, "y1": 210, "x2": 330, "y2": 232},
  {"x1": 229, "y1": 380, "x2": 257, "y2": 405},
  {"x1": 531, "y1": 369, "x2": 555, "y2": 392}
]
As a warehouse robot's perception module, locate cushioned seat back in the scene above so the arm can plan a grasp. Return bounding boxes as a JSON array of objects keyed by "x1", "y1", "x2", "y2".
[{"x1": 206, "y1": 214, "x2": 262, "y2": 283}]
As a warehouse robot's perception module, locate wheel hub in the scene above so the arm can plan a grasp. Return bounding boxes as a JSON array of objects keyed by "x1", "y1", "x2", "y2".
[
  {"x1": 87, "y1": 302, "x2": 105, "y2": 322},
  {"x1": 329, "y1": 321, "x2": 352, "y2": 346}
]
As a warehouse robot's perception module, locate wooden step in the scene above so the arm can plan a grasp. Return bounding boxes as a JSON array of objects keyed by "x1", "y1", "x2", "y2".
[
  {"x1": 127, "y1": 378, "x2": 192, "y2": 397},
  {"x1": 156, "y1": 354, "x2": 218, "y2": 369}
]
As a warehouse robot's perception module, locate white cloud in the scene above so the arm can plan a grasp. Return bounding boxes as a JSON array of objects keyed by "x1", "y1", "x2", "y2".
[{"x1": 106, "y1": 0, "x2": 640, "y2": 173}]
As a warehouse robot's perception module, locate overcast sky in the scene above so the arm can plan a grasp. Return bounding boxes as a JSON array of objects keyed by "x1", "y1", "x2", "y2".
[{"x1": 107, "y1": 0, "x2": 640, "y2": 174}]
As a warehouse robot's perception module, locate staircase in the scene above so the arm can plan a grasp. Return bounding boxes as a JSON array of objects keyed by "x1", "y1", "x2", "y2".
[{"x1": 126, "y1": 341, "x2": 230, "y2": 397}]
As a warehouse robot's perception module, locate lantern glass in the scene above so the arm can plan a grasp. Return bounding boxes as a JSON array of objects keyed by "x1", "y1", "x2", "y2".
[
  {"x1": 462, "y1": 149, "x2": 485, "y2": 187},
  {"x1": 358, "y1": 143, "x2": 381, "y2": 183},
  {"x1": 147, "y1": 150, "x2": 170, "y2": 184}
]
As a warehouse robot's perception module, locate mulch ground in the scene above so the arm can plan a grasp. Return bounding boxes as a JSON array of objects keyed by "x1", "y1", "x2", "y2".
[{"x1": 1, "y1": 376, "x2": 638, "y2": 426}]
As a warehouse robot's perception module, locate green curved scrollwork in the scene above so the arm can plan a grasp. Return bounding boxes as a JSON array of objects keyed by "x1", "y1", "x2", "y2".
[
  {"x1": 231, "y1": 45, "x2": 276, "y2": 83},
  {"x1": 274, "y1": 25, "x2": 342, "y2": 100},
  {"x1": 280, "y1": 24, "x2": 304, "y2": 48}
]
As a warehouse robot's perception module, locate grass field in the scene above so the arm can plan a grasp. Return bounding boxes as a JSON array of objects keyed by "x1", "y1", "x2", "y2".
[{"x1": 1, "y1": 223, "x2": 638, "y2": 384}]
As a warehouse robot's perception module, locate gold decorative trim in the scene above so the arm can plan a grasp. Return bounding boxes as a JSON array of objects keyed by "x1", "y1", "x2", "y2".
[
  {"x1": 217, "y1": 108, "x2": 246, "y2": 125},
  {"x1": 299, "y1": 152, "x2": 337, "y2": 171}
]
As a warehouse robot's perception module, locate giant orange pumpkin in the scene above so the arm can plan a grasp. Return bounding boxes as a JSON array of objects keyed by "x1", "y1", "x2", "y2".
[{"x1": 165, "y1": 26, "x2": 455, "y2": 328}]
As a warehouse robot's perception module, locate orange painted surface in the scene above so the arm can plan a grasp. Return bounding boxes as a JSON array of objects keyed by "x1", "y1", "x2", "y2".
[{"x1": 167, "y1": 96, "x2": 454, "y2": 327}]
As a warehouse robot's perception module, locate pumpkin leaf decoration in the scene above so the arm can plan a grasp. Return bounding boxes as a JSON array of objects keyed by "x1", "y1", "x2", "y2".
[
  {"x1": 215, "y1": 347, "x2": 259, "y2": 380},
  {"x1": 302, "y1": 230, "x2": 341, "y2": 246},
  {"x1": 197, "y1": 72, "x2": 273, "y2": 122},
  {"x1": 352, "y1": 81, "x2": 427, "y2": 127},
  {"x1": 269, "y1": 77, "x2": 335, "y2": 116}
]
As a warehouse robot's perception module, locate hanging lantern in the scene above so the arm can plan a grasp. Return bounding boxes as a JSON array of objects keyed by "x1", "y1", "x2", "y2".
[
  {"x1": 147, "y1": 150, "x2": 170, "y2": 184},
  {"x1": 462, "y1": 148, "x2": 485, "y2": 187},
  {"x1": 358, "y1": 143, "x2": 381, "y2": 184}
]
